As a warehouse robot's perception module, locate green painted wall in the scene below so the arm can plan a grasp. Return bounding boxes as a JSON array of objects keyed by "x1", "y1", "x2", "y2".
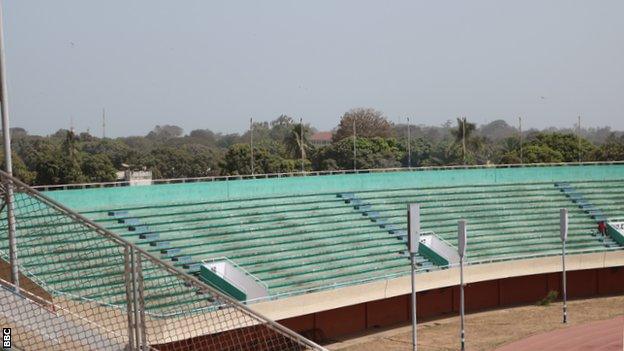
[
  {"x1": 45, "y1": 164, "x2": 624, "y2": 211},
  {"x1": 606, "y1": 223, "x2": 624, "y2": 246},
  {"x1": 199, "y1": 265, "x2": 247, "y2": 301}
]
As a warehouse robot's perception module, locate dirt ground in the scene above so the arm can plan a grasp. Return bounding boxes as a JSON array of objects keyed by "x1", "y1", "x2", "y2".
[
  {"x1": 327, "y1": 295, "x2": 624, "y2": 351},
  {"x1": 0, "y1": 259, "x2": 51, "y2": 300}
]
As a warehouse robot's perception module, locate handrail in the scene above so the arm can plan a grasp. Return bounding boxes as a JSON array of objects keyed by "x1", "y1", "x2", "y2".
[
  {"x1": 32, "y1": 160, "x2": 624, "y2": 191},
  {"x1": 0, "y1": 170, "x2": 328, "y2": 350},
  {"x1": 244, "y1": 245, "x2": 624, "y2": 304},
  {"x1": 420, "y1": 230, "x2": 458, "y2": 249}
]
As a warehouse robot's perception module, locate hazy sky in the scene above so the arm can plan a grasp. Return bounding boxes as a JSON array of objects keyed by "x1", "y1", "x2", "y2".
[{"x1": 3, "y1": 1, "x2": 623, "y2": 137}]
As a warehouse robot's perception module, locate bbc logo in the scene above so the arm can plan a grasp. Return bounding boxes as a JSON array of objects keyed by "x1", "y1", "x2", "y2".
[{"x1": 2, "y1": 328, "x2": 10, "y2": 350}]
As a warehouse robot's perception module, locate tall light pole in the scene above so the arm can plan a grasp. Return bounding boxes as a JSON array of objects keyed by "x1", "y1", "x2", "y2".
[
  {"x1": 102, "y1": 108, "x2": 106, "y2": 139},
  {"x1": 250, "y1": 117, "x2": 254, "y2": 175},
  {"x1": 407, "y1": 117, "x2": 412, "y2": 168},
  {"x1": 577, "y1": 116, "x2": 582, "y2": 163},
  {"x1": 408, "y1": 204, "x2": 420, "y2": 351},
  {"x1": 518, "y1": 116, "x2": 523, "y2": 164},
  {"x1": 0, "y1": 0, "x2": 19, "y2": 292},
  {"x1": 299, "y1": 117, "x2": 305, "y2": 173},
  {"x1": 458, "y1": 219, "x2": 467, "y2": 351},
  {"x1": 560, "y1": 208, "x2": 568, "y2": 324},
  {"x1": 462, "y1": 117, "x2": 466, "y2": 165},
  {"x1": 353, "y1": 117, "x2": 357, "y2": 171}
]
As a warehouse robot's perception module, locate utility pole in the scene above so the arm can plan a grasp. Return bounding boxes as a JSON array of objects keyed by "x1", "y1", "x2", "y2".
[
  {"x1": 353, "y1": 117, "x2": 357, "y2": 171},
  {"x1": 0, "y1": 0, "x2": 19, "y2": 292},
  {"x1": 407, "y1": 117, "x2": 412, "y2": 168},
  {"x1": 299, "y1": 117, "x2": 305, "y2": 173},
  {"x1": 577, "y1": 116, "x2": 581, "y2": 163},
  {"x1": 560, "y1": 208, "x2": 568, "y2": 324},
  {"x1": 250, "y1": 117, "x2": 254, "y2": 175},
  {"x1": 458, "y1": 219, "x2": 468, "y2": 351},
  {"x1": 462, "y1": 117, "x2": 466, "y2": 165},
  {"x1": 519, "y1": 116, "x2": 523, "y2": 164},
  {"x1": 102, "y1": 108, "x2": 106, "y2": 138},
  {"x1": 408, "y1": 204, "x2": 420, "y2": 351}
]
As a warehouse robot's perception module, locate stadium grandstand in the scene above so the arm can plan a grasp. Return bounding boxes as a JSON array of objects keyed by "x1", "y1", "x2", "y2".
[{"x1": 1, "y1": 162, "x2": 624, "y2": 349}]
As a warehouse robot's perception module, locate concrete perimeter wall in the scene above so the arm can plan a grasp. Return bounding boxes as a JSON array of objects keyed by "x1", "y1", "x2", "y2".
[
  {"x1": 278, "y1": 266, "x2": 624, "y2": 342},
  {"x1": 45, "y1": 164, "x2": 624, "y2": 211}
]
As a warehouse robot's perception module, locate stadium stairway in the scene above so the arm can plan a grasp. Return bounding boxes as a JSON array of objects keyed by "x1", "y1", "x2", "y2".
[
  {"x1": 555, "y1": 181, "x2": 620, "y2": 248},
  {"x1": 345, "y1": 181, "x2": 621, "y2": 263},
  {"x1": 337, "y1": 192, "x2": 436, "y2": 262}
]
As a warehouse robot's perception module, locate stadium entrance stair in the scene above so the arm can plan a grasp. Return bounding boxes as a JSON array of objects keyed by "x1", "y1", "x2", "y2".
[{"x1": 554, "y1": 182, "x2": 619, "y2": 248}]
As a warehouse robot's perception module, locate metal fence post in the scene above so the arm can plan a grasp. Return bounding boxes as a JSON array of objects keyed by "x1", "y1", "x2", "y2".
[
  {"x1": 124, "y1": 246, "x2": 136, "y2": 350},
  {"x1": 136, "y1": 252, "x2": 147, "y2": 350},
  {"x1": 560, "y1": 209, "x2": 568, "y2": 324},
  {"x1": 408, "y1": 204, "x2": 420, "y2": 351},
  {"x1": 4, "y1": 180, "x2": 19, "y2": 292},
  {"x1": 458, "y1": 220, "x2": 467, "y2": 351}
]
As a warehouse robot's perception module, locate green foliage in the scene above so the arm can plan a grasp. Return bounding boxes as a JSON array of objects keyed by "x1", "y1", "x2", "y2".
[
  {"x1": 3, "y1": 114, "x2": 623, "y2": 187},
  {"x1": 314, "y1": 137, "x2": 402, "y2": 170},
  {"x1": 537, "y1": 290, "x2": 559, "y2": 306},
  {"x1": 592, "y1": 134, "x2": 624, "y2": 161},
  {"x1": 400, "y1": 138, "x2": 433, "y2": 167},
  {"x1": 81, "y1": 154, "x2": 117, "y2": 182},
  {"x1": 0, "y1": 151, "x2": 36, "y2": 184},
  {"x1": 528, "y1": 133, "x2": 596, "y2": 162}
]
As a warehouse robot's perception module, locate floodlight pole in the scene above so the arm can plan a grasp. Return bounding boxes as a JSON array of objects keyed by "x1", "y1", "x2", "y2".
[
  {"x1": 408, "y1": 204, "x2": 420, "y2": 351},
  {"x1": 0, "y1": 0, "x2": 19, "y2": 292},
  {"x1": 407, "y1": 117, "x2": 411, "y2": 168},
  {"x1": 458, "y1": 220, "x2": 467, "y2": 351},
  {"x1": 102, "y1": 107, "x2": 106, "y2": 139},
  {"x1": 462, "y1": 117, "x2": 466, "y2": 165},
  {"x1": 250, "y1": 117, "x2": 254, "y2": 175},
  {"x1": 519, "y1": 116, "x2": 523, "y2": 164},
  {"x1": 577, "y1": 116, "x2": 581, "y2": 163},
  {"x1": 353, "y1": 117, "x2": 357, "y2": 171},
  {"x1": 560, "y1": 208, "x2": 568, "y2": 324},
  {"x1": 299, "y1": 117, "x2": 305, "y2": 173}
]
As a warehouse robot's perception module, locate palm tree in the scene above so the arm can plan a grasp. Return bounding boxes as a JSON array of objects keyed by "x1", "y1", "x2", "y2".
[
  {"x1": 451, "y1": 117, "x2": 477, "y2": 164},
  {"x1": 284, "y1": 122, "x2": 309, "y2": 170}
]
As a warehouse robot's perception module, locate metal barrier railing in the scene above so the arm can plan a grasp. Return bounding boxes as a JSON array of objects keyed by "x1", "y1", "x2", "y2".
[
  {"x1": 0, "y1": 170, "x2": 327, "y2": 351},
  {"x1": 244, "y1": 245, "x2": 624, "y2": 304},
  {"x1": 32, "y1": 160, "x2": 624, "y2": 191}
]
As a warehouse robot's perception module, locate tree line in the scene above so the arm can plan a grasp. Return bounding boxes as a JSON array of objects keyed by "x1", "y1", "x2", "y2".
[{"x1": 2, "y1": 108, "x2": 624, "y2": 186}]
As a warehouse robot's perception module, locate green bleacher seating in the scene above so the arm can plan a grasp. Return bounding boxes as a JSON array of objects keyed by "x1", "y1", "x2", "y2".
[{"x1": 3, "y1": 176, "x2": 622, "y2": 308}]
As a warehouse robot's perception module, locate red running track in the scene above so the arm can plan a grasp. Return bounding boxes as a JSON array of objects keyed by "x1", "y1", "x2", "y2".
[{"x1": 496, "y1": 316, "x2": 623, "y2": 351}]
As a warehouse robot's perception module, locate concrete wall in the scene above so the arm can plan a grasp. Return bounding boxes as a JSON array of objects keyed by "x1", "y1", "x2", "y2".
[
  {"x1": 278, "y1": 266, "x2": 624, "y2": 342},
  {"x1": 45, "y1": 164, "x2": 624, "y2": 211}
]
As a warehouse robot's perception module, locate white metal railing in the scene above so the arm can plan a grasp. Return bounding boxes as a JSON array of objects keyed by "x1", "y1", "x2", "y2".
[
  {"x1": 201, "y1": 256, "x2": 269, "y2": 292},
  {"x1": 244, "y1": 245, "x2": 624, "y2": 304},
  {"x1": 32, "y1": 160, "x2": 624, "y2": 191}
]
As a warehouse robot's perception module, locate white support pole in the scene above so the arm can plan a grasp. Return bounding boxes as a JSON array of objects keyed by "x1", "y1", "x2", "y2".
[
  {"x1": 458, "y1": 219, "x2": 467, "y2": 351},
  {"x1": 0, "y1": 0, "x2": 19, "y2": 292},
  {"x1": 560, "y1": 208, "x2": 568, "y2": 324},
  {"x1": 408, "y1": 204, "x2": 420, "y2": 351}
]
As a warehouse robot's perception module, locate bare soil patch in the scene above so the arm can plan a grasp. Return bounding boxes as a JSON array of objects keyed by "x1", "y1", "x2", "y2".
[{"x1": 327, "y1": 295, "x2": 624, "y2": 351}]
